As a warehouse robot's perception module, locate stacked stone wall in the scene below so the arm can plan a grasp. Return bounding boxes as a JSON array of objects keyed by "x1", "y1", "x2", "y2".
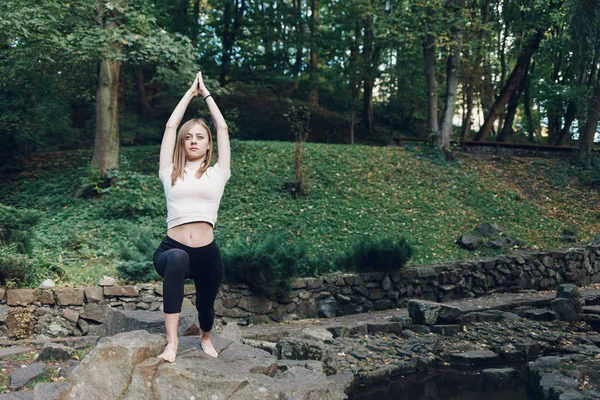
[{"x1": 1, "y1": 245, "x2": 599, "y2": 338}]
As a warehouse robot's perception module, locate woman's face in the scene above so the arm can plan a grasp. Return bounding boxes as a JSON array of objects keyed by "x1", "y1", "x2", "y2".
[{"x1": 184, "y1": 124, "x2": 210, "y2": 162}]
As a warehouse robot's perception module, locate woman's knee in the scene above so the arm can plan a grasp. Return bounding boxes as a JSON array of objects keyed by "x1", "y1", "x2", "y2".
[{"x1": 165, "y1": 249, "x2": 189, "y2": 276}]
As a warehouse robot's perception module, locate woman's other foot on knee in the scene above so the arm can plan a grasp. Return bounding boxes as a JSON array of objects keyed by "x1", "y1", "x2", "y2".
[{"x1": 158, "y1": 340, "x2": 178, "y2": 363}]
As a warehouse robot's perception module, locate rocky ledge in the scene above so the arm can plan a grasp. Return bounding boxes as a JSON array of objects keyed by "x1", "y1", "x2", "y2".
[{"x1": 2, "y1": 284, "x2": 600, "y2": 400}]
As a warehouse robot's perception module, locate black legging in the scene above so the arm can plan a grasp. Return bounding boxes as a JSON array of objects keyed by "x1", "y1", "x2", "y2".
[{"x1": 153, "y1": 235, "x2": 224, "y2": 332}]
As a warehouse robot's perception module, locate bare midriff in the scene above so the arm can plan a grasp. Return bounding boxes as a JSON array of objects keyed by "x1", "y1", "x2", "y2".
[{"x1": 167, "y1": 221, "x2": 214, "y2": 248}]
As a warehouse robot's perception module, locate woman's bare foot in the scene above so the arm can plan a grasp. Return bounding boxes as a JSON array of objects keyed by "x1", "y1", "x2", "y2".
[
  {"x1": 157, "y1": 341, "x2": 178, "y2": 363},
  {"x1": 200, "y1": 336, "x2": 218, "y2": 358}
]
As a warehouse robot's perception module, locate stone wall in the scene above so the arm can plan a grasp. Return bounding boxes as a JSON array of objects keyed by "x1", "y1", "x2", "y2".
[{"x1": 1, "y1": 245, "x2": 599, "y2": 339}]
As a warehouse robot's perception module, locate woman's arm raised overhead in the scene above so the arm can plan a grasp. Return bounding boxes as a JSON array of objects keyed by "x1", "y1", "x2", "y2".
[
  {"x1": 159, "y1": 73, "x2": 202, "y2": 171},
  {"x1": 197, "y1": 72, "x2": 230, "y2": 171}
]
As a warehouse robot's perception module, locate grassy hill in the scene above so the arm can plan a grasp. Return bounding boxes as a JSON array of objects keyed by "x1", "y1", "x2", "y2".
[{"x1": 1, "y1": 140, "x2": 599, "y2": 286}]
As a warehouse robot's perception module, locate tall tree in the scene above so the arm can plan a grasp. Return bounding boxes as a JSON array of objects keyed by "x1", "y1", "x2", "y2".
[{"x1": 309, "y1": 0, "x2": 319, "y2": 106}]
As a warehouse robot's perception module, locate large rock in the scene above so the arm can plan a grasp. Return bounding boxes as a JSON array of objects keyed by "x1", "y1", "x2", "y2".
[
  {"x1": 7, "y1": 289, "x2": 36, "y2": 306},
  {"x1": 37, "y1": 343, "x2": 73, "y2": 361},
  {"x1": 61, "y1": 330, "x2": 345, "y2": 400},
  {"x1": 407, "y1": 299, "x2": 440, "y2": 325},
  {"x1": 80, "y1": 303, "x2": 111, "y2": 323},
  {"x1": 552, "y1": 286, "x2": 583, "y2": 322},
  {"x1": 54, "y1": 288, "x2": 84, "y2": 306},
  {"x1": 103, "y1": 308, "x2": 197, "y2": 337},
  {"x1": 474, "y1": 222, "x2": 504, "y2": 237},
  {"x1": 33, "y1": 382, "x2": 68, "y2": 400},
  {"x1": 456, "y1": 233, "x2": 484, "y2": 250},
  {"x1": 60, "y1": 330, "x2": 165, "y2": 400},
  {"x1": 10, "y1": 363, "x2": 47, "y2": 389}
]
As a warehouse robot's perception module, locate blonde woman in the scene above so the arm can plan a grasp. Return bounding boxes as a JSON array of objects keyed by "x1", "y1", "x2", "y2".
[{"x1": 153, "y1": 72, "x2": 230, "y2": 362}]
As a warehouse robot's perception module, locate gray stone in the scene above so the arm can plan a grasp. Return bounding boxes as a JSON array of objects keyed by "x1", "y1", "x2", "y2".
[
  {"x1": 54, "y1": 288, "x2": 84, "y2": 306},
  {"x1": 80, "y1": 303, "x2": 111, "y2": 323},
  {"x1": 474, "y1": 222, "x2": 504, "y2": 237},
  {"x1": 0, "y1": 346, "x2": 34, "y2": 359},
  {"x1": 0, "y1": 304, "x2": 9, "y2": 323},
  {"x1": 38, "y1": 279, "x2": 55, "y2": 289},
  {"x1": 37, "y1": 343, "x2": 73, "y2": 361},
  {"x1": 318, "y1": 296, "x2": 337, "y2": 318},
  {"x1": 10, "y1": 363, "x2": 47, "y2": 389},
  {"x1": 300, "y1": 326, "x2": 334, "y2": 343},
  {"x1": 456, "y1": 233, "x2": 484, "y2": 250},
  {"x1": 60, "y1": 330, "x2": 165, "y2": 400},
  {"x1": 62, "y1": 308, "x2": 79, "y2": 323},
  {"x1": 33, "y1": 381, "x2": 68, "y2": 400},
  {"x1": 220, "y1": 322, "x2": 242, "y2": 343},
  {"x1": 437, "y1": 304, "x2": 463, "y2": 323},
  {"x1": 34, "y1": 314, "x2": 73, "y2": 337},
  {"x1": 407, "y1": 299, "x2": 440, "y2": 325},
  {"x1": 98, "y1": 276, "x2": 116, "y2": 286},
  {"x1": 551, "y1": 298, "x2": 582, "y2": 321},
  {"x1": 277, "y1": 337, "x2": 330, "y2": 361},
  {"x1": 103, "y1": 308, "x2": 197, "y2": 337},
  {"x1": 557, "y1": 284, "x2": 582, "y2": 300},
  {"x1": 104, "y1": 285, "x2": 139, "y2": 297},
  {"x1": 84, "y1": 287, "x2": 104, "y2": 303},
  {"x1": 449, "y1": 350, "x2": 501, "y2": 367},
  {"x1": 7, "y1": 289, "x2": 37, "y2": 306},
  {"x1": 237, "y1": 294, "x2": 273, "y2": 313}
]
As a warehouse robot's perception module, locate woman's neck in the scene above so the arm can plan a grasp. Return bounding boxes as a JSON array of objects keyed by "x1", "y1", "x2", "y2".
[{"x1": 185, "y1": 158, "x2": 205, "y2": 169}]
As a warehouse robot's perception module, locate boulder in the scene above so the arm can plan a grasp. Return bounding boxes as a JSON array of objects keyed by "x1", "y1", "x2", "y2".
[
  {"x1": 59, "y1": 330, "x2": 345, "y2": 400},
  {"x1": 474, "y1": 222, "x2": 504, "y2": 237},
  {"x1": 103, "y1": 308, "x2": 197, "y2": 337},
  {"x1": 407, "y1": 299, "x2": 440, "y2": 325},
  {"x1": 456, "y1": 233, "x2": 483, "y2": 251},
  {"x1": 60, "y1": 330, "x2": 165, "y2": 400},
  {"x1": 37, "y1": 343, "x2": 73, "y2": 361}
]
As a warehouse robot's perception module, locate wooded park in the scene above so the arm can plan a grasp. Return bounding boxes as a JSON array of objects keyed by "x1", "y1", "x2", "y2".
[{"x1": 1, "y1": 0, "x2": 600, "y2": 288}]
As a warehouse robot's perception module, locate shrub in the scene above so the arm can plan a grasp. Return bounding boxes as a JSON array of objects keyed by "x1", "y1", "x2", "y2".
[
  {"x1": 100, "y1": 172, "x2": 165, "y2": 219},
  {"x1": 0, "y1": 245, "x2": 33, "y2": 286},
  {"x1": 222, "y1": 234, "x2": 311, "y2": 296},
  {"x1": 115, "y1": 224, "x2": 159, "y2": 282},
  {"x1": 339, "y1": 236, "x2": 413, "y2": 273},
  {"x1": 0, "y1": 204, "x2": 42, "y2": 254}
]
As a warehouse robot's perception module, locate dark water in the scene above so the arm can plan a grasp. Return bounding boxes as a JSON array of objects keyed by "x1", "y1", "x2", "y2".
[{"x1": 349, "y1": 367, "x2": 530, "y2": 400}]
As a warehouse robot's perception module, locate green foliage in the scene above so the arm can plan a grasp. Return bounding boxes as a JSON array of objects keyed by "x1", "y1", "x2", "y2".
[
  {"x1": 99, "y1": 171, "x2": 165, "y2": 219},
  {"x1": 222, "y1": 234, "x2": 312, "y2": 295},
  {"x1": 0, "y1": 204, "x2": 42, "y2": 254},
  {"x1": 340, "y1": 237, "x2": 413, "y2": 273},
  {"x1": 115, "y1": 223, "x2": 159, "y2": 282},
  {"x1": 0, "y1": 245, "x2": 34, "y2": 286}
]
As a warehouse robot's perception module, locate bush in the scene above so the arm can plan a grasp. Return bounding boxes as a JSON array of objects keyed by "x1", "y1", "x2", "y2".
[
  {"x1": 99, "y1": 172, "x2": 165, "y2": 219},
  {"x1": 339, "y1": 236, "x2": 413, "y2": 273},
  {"x1": 0, "y1": 204, "x2": 42, "y2": 254},
  {"x1": 0, "y1": 245, "x2": 33, "y2": 286},
  {"x1": 115, "y1": 224, "x2": 159, "y2": 282},
  {"x1": 222, "y1": 234, "x2": 312, "y2": 296}
]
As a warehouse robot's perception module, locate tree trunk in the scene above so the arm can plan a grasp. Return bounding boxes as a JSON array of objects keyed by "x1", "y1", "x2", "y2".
[
  {"x1": 220, "y1": 0, "x2": 245, "y2": 87},
  {"x1": 92, "y1": 59, "x2": 120, "y2": 176},
  {"x1": 292, "y1": 0, "x2": 303, "y2": 88},
  {"x1": 438, "y1": 0, "x2": 465, "y2": 151},
  {"x1": 578, "y1": 76, "x2": 600, "y2": 168},
  {"x1": 556, "y1": 101, "x2": 577, "y2": 145},
  {"x1": 423, "y1": 32, "x2": 438, "y2": 141},
  {"x1": 462, "y1": 84, "x2": 473, "y2": 139},
  {"x1": 498, "y1": 60, "x2": 529, "y2": 142},
  {"x1": 524, "y1": 60, "x2": 535, "y2": 142},
  {"x1": 309, "y1": 0, "x2": 319, "y2": 106},
  {"x1": 349, "y1": 19, "x2": 361, "y2": 144},
  {"x1": 362, "y1": 12, "x2": 376, "y2": 134},
  {"x1": 191, "y1": 0, "x2": 200, "y2": 48},
  {"x1": 474, "y1": 29, "x2": 545, "y2": 141},
  {"x1": 134, "y1": 66, "x2": 152, "y2": 116}
]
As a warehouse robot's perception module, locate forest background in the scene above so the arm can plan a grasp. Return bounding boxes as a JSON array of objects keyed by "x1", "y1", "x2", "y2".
[{"x1": 1, "y1": 0, "x2": 599, "y2": 290}]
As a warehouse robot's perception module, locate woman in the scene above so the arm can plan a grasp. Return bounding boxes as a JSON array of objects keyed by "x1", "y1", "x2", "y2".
[{"x1": 153, "y1": 72, "x2": 231, "y2": 362}]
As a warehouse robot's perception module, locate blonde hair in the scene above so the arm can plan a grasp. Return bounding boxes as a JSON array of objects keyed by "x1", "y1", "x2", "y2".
[{"x1": 171, "y1": 118, "x2": 213, "y2": 186}]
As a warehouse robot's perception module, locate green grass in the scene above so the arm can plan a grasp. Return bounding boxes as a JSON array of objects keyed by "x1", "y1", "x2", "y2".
[{"x1": 1, "y1": 141, "x2": 599, "y2": 286}]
